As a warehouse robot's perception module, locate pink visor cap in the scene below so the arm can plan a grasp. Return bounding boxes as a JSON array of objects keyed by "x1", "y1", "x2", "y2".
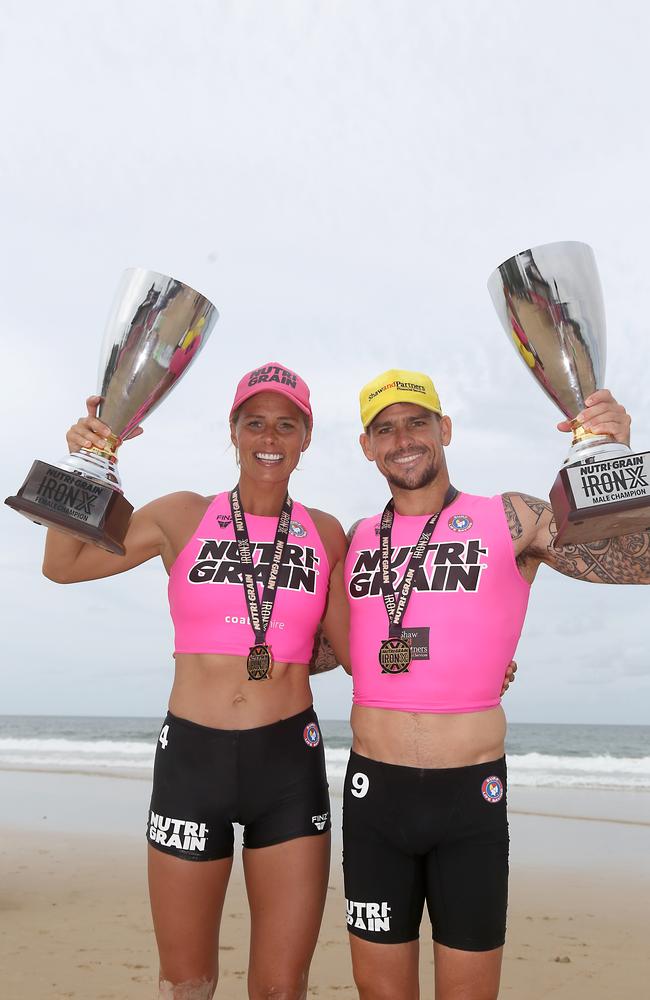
[{"x1": 230, "y1": 362, "x2": 312, "y2": 422}]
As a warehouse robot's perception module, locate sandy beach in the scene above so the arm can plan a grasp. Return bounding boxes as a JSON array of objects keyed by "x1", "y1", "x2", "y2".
[{"x1": 1, "y1": 770, "x2": 649, "y2": 999}]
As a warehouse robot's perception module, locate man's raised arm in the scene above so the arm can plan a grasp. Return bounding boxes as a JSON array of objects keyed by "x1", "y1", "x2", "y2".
[{"x1": 504, "y1": 491, "x2": 650, "y2": 584}]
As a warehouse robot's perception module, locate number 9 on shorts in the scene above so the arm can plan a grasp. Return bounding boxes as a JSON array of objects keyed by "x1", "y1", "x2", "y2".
[{"x1": 351, "y1": 772, "x2": 369, "y2": 798}]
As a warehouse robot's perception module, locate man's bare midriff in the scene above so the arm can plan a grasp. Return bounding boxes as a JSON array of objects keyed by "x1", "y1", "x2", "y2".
[
  {"x1": 351, "y1": 704, "x2": 507, "y2": 769},
  {"x1": 169, "y1": 653, "x2": 313, "y2": 729}
]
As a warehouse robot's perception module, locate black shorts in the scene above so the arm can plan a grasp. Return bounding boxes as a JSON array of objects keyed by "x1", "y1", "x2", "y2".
[
  {"x1": 147, "y1": 707, "x2": 330, "y2": 861},
  {"x1": 343, "y1": 752, "x2": 509, "y2": 950}
]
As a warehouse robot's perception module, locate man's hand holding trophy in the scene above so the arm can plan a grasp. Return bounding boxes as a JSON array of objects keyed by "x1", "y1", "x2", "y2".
[{"x1": 488, "y1": 241, "x2": 650, "y2": 544}]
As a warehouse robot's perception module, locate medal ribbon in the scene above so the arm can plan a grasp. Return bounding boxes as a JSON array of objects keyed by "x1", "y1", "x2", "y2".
[
  {"x1": 229, "y1": 486, "x2": 293, "y2": 647},
  {"x1": 379, "y1": 485, "x2": 458, "y2": 639}
]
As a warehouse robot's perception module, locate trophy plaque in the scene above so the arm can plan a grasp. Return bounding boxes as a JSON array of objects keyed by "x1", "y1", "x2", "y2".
[
  {"x1": 6, "y1": 269, "x2": 218, "y2": 554},
  {"x1": 488, "y1": 241, "x2": 650, "y2": 544}
]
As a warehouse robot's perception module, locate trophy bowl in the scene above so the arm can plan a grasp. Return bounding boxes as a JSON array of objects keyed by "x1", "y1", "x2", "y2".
[
  {"x1": 488, "y1": 241, "x2": 650, "y2": 543},
  {"x1": 487, "y1": 240, "x2": 630, "y2": 465},
  {"x1": 5, "y1": 268, "x2": 218, "y2": 553}
]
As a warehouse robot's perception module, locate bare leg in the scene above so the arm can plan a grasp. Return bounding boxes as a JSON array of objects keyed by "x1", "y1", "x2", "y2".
[
  {"x1": 148, "y1": 845, "x2": 233, "y2": 999},
  {"x1": 433, "y1": 942, "x2": 503, "y2": 1000},
  {"x1": 244, "y1": 833, "x2": 330, "y2": 1000},
  {"x1": 348, "y1": 936, "x2": 420, "y2": 1000}
]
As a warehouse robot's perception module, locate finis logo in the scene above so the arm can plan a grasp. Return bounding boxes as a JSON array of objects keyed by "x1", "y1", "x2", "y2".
[
  {"x1": 346, "y1": 899, "x2": 392, "y2": 932},
  {"x1": 149, "y1": 812, "x2": 209, "y2": 852},
  {"x1": 311, "y1": 813, "x2": 328, "y2": 831}
]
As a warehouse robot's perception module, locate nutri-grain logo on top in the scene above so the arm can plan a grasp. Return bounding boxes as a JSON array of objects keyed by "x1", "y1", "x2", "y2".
[
  {"x1": 348, "y1": 539, "x2": 488, "y2": 599},
  {"x1": 187, "y1": 539, "x2": 320, "y2": 592}
]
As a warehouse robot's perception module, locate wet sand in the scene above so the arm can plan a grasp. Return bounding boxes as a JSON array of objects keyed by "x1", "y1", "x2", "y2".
[{"x1": 1, "y1": 771, "x2": 648, "y2": 998}]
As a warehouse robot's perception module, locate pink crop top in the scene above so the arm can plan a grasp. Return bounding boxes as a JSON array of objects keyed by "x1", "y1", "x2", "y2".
[
  {"x1": 169, "y1": 492, "x2": 329, "y2": 663},
  {"x1": 344, "y1": 493, "x2": 530, "y2": 713}
]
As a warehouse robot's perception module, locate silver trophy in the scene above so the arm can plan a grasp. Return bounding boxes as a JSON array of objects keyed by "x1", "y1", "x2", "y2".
[
  {"x1": 6, "y1": 269, "x2": 218, "y2": 553},
  {"x1": 488, "y1": 241, "x2": 650, "y2": 543}
]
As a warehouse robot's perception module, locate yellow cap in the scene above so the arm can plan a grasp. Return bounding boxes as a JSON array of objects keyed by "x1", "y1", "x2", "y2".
[{"x1": 359, "y1": 369, "x2": 442, "y2": 427}]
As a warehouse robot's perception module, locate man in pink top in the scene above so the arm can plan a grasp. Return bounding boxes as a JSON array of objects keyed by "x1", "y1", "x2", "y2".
[{"x1": 342, "y1": 369, "x2": 650, "y2": 1000}]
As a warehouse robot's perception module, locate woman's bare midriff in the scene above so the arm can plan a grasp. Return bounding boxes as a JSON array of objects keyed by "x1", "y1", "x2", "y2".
[
  {"x1": 351, "y1": 704, "x2": 507, "y2": 769},
  {"x1": 169, "y1": 653, "x2": 313, "y2": 729}
]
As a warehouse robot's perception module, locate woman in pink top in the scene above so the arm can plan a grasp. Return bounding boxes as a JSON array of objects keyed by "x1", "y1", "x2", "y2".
[{"x1": 42, "y1": 362, "x2": 350, "y2": 1000}]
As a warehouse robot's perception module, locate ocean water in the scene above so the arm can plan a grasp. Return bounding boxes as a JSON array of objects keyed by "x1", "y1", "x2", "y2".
[{"x1": 0, "y1": 716, "x2": 648, "y2": 791}]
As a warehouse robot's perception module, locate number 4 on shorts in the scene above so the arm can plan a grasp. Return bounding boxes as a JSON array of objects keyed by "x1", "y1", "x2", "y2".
[{"x1": 159, "y1": 724, "x2": 169, "y2": 750}]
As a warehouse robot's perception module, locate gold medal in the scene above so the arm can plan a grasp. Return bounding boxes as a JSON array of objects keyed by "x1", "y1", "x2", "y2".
[
  {"x1": 379, "y1": 638, "x2": 411, "y2": 674},
  {"x1": 230, "y1": 487, "x2": 293, "y2": 685},
  {"x1": 377, "y1": 487, "x2": 457, "y2": 677},
  {"x1": 247, "y1": 644, "x2": 272, "y2": 680}
]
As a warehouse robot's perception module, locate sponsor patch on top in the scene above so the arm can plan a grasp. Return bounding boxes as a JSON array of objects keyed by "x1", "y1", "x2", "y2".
[
  {"x1": 448, "y1": 513, "x2": 473, "y2": 532},
  {"x1": 303, "y1": 722, "x2": 321, "y2": 748},
  {"x1": 481, "y1": 776, "x2": 504, "y2": 804},
  {"x1": 289, "y1": 520, "x2": 308, "y2": 538}
]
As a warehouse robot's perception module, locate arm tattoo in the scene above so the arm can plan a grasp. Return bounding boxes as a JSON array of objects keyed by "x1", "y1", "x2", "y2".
[
  {"x1": 503, "y1": 493, "x2": 544, "y2": 573},
  {"x1": 519, "y1": 493, "x2": 551, "y2": 524},
  {"x1": 502, "y1": 494, "x2": 523, "y2": 541},
  {"x1": 547, "y1": 521, "x2": 650, "y2": 584},
  {"x1": 308, "y1": 626, "x2": 340, "y2": 674},
  {"x1": 506, "y1": 492, "x2": 650, "y2": 583},
  {"x1": 308, "y1": 519, "x2": 357, "y2": 674},
  {"x1": 503, "y1": 493, "x2": 548, "y2": 542},
  {"x1": 346, "y1": 519, "x2": 362, "y2": 545}
]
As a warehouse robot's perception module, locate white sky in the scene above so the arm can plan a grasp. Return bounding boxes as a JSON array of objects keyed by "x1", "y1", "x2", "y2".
[{"x1": 1, "y1": 0, "x2": 648, "y2": 723}]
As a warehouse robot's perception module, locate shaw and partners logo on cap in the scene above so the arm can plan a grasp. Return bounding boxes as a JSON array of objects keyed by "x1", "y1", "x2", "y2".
[
  {"x1": 359, "y1": 369, "x2": 442, "y2": 428},
  {"x1": 247, "y1": 364, "x2": 297, "y2": 389},
  {"x1": 367, "y1": 379, "x2": 426, "y2": 402},
  {"x1": 481, "y1": 776, "x2": 504, "y2": 803}
]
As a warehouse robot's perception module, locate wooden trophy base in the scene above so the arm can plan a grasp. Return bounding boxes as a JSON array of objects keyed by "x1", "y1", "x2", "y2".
[
  {"x1": 550, "y1": 451, "x2": 650, "y2": 545},
  {"x1": 5, "y1": 460, "x2": 134, "y2": 555}
]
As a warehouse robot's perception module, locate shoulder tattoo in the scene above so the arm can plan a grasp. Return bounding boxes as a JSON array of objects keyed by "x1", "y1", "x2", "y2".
[{"x1": 502, "y1": 494, "x2": 523, "y2": 541}]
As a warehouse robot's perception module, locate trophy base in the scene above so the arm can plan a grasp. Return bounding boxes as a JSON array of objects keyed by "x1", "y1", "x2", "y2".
[
  {"x1": 5, "y1": 460, "x2": 133, "y2": 555},
  {"x1": 550, "y1": 450, "x2": 650, "y2": 545}
]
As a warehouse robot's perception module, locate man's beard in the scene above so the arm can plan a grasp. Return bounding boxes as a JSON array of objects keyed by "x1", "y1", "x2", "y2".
[{"x1": 384, "y1": 454, "x2": 440, "y2": 491}]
